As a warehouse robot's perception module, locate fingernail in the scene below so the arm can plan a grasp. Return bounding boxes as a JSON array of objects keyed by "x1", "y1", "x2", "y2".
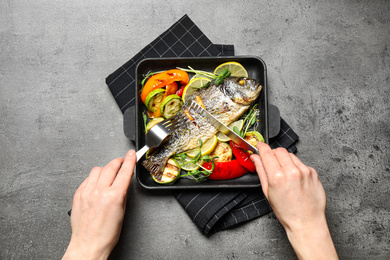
[{"x1": 127, "y1": 150, "x2": 135, "y2": 156}]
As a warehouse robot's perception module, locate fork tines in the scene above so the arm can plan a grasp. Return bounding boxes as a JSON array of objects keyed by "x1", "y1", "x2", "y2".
[{"x1": 162, "y1": 114, "x2": 187, "y2": 131}]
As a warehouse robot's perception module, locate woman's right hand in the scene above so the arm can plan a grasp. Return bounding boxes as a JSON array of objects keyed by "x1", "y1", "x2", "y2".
[{"x1": 250, "y1": 142, "x2": 338, "y2": 260}]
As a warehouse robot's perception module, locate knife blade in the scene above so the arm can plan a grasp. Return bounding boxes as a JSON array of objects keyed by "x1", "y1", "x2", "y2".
[{"x1": 190, "y1": 101, "x2": 259, "y2": 154}]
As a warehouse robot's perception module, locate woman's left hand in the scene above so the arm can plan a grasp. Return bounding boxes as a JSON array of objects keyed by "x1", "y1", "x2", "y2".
[{"x1": 63, "y1": 150, "x2": 136, "y2": 260}]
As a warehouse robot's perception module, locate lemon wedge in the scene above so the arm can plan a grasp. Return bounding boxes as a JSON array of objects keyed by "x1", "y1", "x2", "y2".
[
  {"x1": 216, "y1": 120, "x2": 244, "y2": 142},
  {"x1": 214, "y1": 62, "x2": 248, "y2": 77},
  {"x1": 182, "y1": 77, "x2": 212, "y2": 102},
  {"x1": 186, "y1": 135, "x2": 218, "y2": 158}
]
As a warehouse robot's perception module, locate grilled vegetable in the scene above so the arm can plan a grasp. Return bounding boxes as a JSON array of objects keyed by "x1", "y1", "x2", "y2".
[
  {"x1": 145, "y1": 89, "x2": 166, "y2": 112},
  {"x1": 230, "y1": 141, "x2": 256, "y2": 172},
  {"x1": 205, "y1": 160, "x2": 249, "y2": 180},
  {"x1": 140, "y1": 69, "x2": 189, "y2": 103},
  {"x1": 160, "y1": 94, "x2": 183, "y2": 119},
  {"x1": 146, "y1": 117, "x2": 165, "y2": 133},
  {"x1": 152, "y1": 158, "x2": 181, "y2": 184},
  {"x1": 244, "y1": 131, "x2": 264, "y2": 146},
  {"x1": 164, "y1": 82, "x2": 178, "y2": 97},
  {"x1": 209, "y1": 142, "x2": 232, "y2": 162}
]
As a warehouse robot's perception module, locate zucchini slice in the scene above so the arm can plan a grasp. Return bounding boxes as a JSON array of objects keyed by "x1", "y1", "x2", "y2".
[
  {"x1": 244, "y1": 131, "x2": 265, "y2": 147},
  {"x1": 160, "y1": 94, "x2": 183, "y2": 119},
  {"x1": 146, "y1": 117, "x2": 165, "y2": 133},
  {"x1": 145, "y1": 88, "x2": 166, "y2": 112},
  {"x1": 209, "y1": 142, "x2": 232, "y2": 162},
  {"x1": 152, "y1": 158, "x2": 181, "y2": 184}
]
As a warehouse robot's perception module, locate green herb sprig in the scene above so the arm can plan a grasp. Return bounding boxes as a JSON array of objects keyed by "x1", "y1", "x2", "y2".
[
  {"x1": 142, "y1": 111, "x2": 148, "y2": 134},
  {"x1": 232, "y1": 104, "x2": 259, "y2": 138},
  {"x1": 180, "y1": 160, "x2": 216, "y2": 183},
  {"x1": 173, "y1": 139, "x2": 218, "y2": 182},
  {"x1": 177, "y1": 66, "x2": 217, "y2": 80},
  {"x1": 214, "y1": 68, "x2": 231, "y2": 86},
  {"x1": 241, "y1": 104, "x2": 259, "y2": 137},
  {"x1": 177, "y1": 66, "x2": 231, "y2": 87}
]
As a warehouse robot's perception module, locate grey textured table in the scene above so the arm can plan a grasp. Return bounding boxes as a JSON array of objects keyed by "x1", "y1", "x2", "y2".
[{"x1": 1, "y1": 1, "x2": 389, "y2": 259}]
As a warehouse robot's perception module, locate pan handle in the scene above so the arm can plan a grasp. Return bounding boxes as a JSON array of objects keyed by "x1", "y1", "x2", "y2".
[
  {"x1": 123, "y1": 106, "x2": 136, "y2": 142},
  {"x1": 124, "y1": 104, "x2": 281, "y2": 141},
  {"x1": 268, "y1": 104, "x2": 281, "y2": 139}
]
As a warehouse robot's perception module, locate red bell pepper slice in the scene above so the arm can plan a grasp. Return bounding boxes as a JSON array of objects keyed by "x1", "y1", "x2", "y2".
[
  {"x1": 176, "y1": 85, "x2": 185, "y2": 97},
  {"x1": 204, "y1": 160, "x2": 249, "y2": 180},
  {"x1": 230, "y1": 141, "x2": 256, "y2": 172}
]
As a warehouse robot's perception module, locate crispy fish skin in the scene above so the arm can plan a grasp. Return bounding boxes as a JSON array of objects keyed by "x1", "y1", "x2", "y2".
[{"x1": 142, "y1": 77, "x2": 262, "y2": 179}]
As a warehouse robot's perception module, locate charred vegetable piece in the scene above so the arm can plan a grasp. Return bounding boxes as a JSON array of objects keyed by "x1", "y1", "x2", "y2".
[
  {"x1": 141, "y1": 69, "x2": 189, "y2": 103},
  {"x1": 146, "y1": 117, "x2": 165, "y2": 133},
  {"x1": 164, "y1": 82, "x2": 178, "y2": 98},
  {"x1": 145, "y1": 88, "x2": 166, "y2": 112},
  {"x1": 244, "y1": 131, "x2": 264, "y2": 146},
  {"x1": 209, "y1": 142, "x2": 232, "y2": 162},
  {"x1": 152, "y1": 159, "x2": 181, "y2": 184},
  {"x1": 160, "y1": 94, "x2": 183, "y2": 119}
]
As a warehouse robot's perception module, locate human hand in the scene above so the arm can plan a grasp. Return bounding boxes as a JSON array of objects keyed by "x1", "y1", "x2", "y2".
[
  {"x1": 63, "y1": 150, "x2": 136, "y2": 260},
  {"x1": 250, "y1": 142, "x2": 338, "y2": 260}
]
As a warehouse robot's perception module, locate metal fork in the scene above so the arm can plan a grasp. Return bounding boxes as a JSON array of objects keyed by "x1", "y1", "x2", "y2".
[{"x1": 136, "y1": 117, "x2": 187, "y2": 161}]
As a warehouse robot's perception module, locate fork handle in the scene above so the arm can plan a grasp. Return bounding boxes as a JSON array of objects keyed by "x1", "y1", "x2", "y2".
[{"x1": 136, "y1": 145, "x2": 149, "y2": 162}]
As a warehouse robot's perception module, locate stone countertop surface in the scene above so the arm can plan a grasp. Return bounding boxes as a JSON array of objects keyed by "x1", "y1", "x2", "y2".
[{"x1": 1, "y1": 1, "x2": 389, "y2": 259}]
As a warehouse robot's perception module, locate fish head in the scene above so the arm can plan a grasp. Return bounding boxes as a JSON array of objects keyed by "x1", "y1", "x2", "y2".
[{"x1": 221, "y1": 77, "x2": 262, "y2": 105}]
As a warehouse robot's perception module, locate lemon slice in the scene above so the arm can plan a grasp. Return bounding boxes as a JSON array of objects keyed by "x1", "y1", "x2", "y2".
[
  {"x1": 182, "y1": 160, "x2": 202, "y2": 171},
  {"x1": 214, "y1": 62, "x2": 248, "y2": 77},
  {"x1": 216, "y1": 119, "x2": 244, "y2": 141},
  {"x1": 182, "y1": 77, "x2": 212, "y2": 102},
  {"x1": 216, "y1": 132, "x2": 230, "y2": 142},
  {"x1": 175, "y1": 155, "x2": 201, "y2": 171},
  {"x1": 228, "y1": 119, "x2": 244, "y2": 131},
  {"x1": 186, "y1": 135, "x2": 218, "y2": 158}
]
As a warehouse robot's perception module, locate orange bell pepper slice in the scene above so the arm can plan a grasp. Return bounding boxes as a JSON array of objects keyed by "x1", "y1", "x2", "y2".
[{"x1": 140, "y1": 69, "x2": 189, "y2": 103}]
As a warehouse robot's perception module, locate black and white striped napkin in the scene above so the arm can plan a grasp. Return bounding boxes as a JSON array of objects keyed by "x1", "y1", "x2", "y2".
[{"x1": 106, "y1": 14, "x2": 299, "y2": 236}]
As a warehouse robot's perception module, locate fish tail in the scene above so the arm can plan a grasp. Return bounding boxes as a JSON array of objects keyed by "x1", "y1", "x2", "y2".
[{"x1": 142, "y1": 149, "x2": 173, "y2": 179}]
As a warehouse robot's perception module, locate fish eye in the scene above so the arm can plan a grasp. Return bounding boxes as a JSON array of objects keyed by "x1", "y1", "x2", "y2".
[{"x1": 239, "y1": 79, "x2": 245, "y2": 85}]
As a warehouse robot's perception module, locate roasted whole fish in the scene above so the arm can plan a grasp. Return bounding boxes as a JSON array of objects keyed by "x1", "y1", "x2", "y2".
[{"x1": 142, "y1": 77, "x2": 263, "y2": 180}]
